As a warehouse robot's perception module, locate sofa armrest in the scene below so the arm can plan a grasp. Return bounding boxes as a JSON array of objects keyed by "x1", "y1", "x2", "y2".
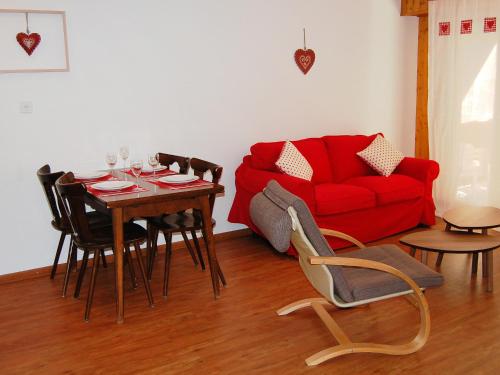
[
  {"x1": 237, "y1": 161, "x2": 316, "y2": 213},
  {"x1": 394, "y1": 157, "x2": 440, "y2": 184}
]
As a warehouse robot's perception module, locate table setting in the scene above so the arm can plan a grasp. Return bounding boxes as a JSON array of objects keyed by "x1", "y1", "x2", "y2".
[{"x1": 73, "y1": 149, "x2": 213, "y2": 198}]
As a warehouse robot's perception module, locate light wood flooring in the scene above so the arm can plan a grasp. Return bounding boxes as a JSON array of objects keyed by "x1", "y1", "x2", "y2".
[{"x1": 1, "y1": 225, "x2": 500, "y2": 374}]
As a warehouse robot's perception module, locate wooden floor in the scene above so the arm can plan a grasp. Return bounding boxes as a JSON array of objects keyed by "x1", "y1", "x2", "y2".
[{"x1": 2, "y1": 225, "x2": 500, "y2": 374}]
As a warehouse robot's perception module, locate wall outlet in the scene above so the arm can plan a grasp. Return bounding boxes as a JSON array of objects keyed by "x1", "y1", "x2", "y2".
[{"x1": 20, "y1": 101, "x2": 33, "y2": 114}]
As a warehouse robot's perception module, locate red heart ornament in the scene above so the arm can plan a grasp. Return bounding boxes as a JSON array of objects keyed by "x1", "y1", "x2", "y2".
[
  {"x1": 294, "y1": 49, "x2": 315, "y2": 75},
  {"x1": 16, "y1": 32, "x2": 41, "y2": 56}
]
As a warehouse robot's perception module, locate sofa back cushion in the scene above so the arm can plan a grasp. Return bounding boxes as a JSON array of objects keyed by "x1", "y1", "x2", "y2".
[
  {"x1": 250, "y1": 138, "x2": 333, "y2": 184},
  {"x1": 323, "y1": 134, "x2": 380, "y2": 183}
]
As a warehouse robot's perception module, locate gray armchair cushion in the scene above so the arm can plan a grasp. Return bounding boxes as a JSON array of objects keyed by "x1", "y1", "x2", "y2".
[
  {"x1": 250, "y1": 191, "x2": 292, "y2": 253},
  {"x1": 342, "y1": 244, "x2": 444, "y2": 301}
]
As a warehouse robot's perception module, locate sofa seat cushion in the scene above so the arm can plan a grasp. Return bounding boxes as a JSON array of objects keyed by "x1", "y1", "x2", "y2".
[
  {"x1": 315, "y1": 183, "x2": 376, "y2": 216},
  {"x1": 344, "y1": 174, "x2": 424, "y2": 206},
  {"x1": 342, "y1": 244, "x2": 444, "y2": 301},
  {"x1": 250, "y1": 138, "x2": 333, "y2": 184}
]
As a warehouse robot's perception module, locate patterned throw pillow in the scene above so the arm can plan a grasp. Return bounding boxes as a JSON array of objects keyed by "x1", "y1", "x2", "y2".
[
  {"x1": 275, "y1": 141, "x2": 313, "y2": 181},
  {"x1": 357, "y1": 135, "x2": 404, "y2": 177}
]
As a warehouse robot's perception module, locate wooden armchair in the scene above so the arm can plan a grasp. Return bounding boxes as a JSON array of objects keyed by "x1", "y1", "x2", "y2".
[{"x1": 253, "y1": 180, "x2": 443, "y2": 366}]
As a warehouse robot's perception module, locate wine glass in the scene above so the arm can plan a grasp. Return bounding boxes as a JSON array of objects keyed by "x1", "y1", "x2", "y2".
[
  {"x1": 105, "y1": 152, "x2": 117, "y2": 170},
  {"x1": 130, "y1": 160, "x2": 143, "y2": 188},
  {"x1": 148, "y1": 153, "x2": 159, "y2": 177},
  {"x1": 119, "y1": 146, "x2": 129, "y2": 169}
]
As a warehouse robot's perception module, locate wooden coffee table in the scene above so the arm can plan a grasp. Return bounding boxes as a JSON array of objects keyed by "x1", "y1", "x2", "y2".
[
  {"x1": 441, "y1": 206, "x2": 500, "y2": 273},
  {"x1": 400, "y1": 230, "x2": 500, "y2": 292}
]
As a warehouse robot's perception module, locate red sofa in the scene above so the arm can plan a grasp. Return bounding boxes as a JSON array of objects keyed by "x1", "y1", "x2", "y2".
[{"x1": 228, "y1": 134, "x2": 440, "y2": 254}]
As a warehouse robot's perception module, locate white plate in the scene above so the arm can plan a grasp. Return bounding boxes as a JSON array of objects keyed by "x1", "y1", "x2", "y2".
[
  {"x1": 142, "y1": 165, "x2": 168, "y2": 173},
  {"x1": 74, "y1": 171, "x2": 109, "y2": 180},
  {"x1": 159, "y1": 175, "x2": 199, "y2": 184},
  {"x1": 91, "y1": 180, "x2": 134, "y2": 191}
]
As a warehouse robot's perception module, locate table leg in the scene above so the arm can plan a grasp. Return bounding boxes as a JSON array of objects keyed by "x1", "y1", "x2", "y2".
[
  {"x1": 482, "y1": 252, "x2": 488, "y2": 278},
  {"x1": 472, "y1": 253, "x2": 478, "y2": 275},
  {"x1": 409, "y1": 247, "x2": 416, "y2": 257},
  {"x1": 487, "y1": 251, "x2": 494, "y2": 292},
  {"x1": 436, "y1": 252, "x2": 444, "y2": 267},
  {"x1": 421, "y1": 251, "x2": 428, "y2": 265},
  {"x1": 199, "y1": 196, "x2": 220, "y2": 298},
  {"x1": 112, "y1": 208, "x2": 125, "y2": 323}
]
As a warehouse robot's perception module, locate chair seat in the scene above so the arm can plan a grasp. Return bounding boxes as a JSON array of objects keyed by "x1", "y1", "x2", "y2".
[
  {"x1": 341, "y1": 244, "x2": 444, "y2": 301},
  {"x1": 51, "y1": 211, "x2": 111, "y2": 232},
  {"x1": 149, "y1": 213, "x2": 216, "y2": 232},
  {"x1": 76, "y1": 222, "x2": 147, "y2": 248}
]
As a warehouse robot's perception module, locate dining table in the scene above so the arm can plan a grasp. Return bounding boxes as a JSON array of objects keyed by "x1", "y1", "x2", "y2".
[{"x1": 82, "y1": 168, "x2": 224, "y2": 323}]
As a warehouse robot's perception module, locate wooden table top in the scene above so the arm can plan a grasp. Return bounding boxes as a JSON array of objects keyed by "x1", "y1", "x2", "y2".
[
  {"x1": 443, "y1": 206, "x2": 500, "y2": 230},
  {"x1": 85, "y1": 170, "x2": 224, "y2": 209},
  {"x1": 400, "y1": 230, "x2": 500, "y2": 253}
]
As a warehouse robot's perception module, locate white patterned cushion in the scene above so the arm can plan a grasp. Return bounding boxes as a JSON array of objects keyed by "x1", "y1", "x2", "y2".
[
  {"x1": 357, "y1": 135, "x2": 404, "y2": 177},
  {"x1": 275, "y1": 141, "x2": 313, "y2": 181}
]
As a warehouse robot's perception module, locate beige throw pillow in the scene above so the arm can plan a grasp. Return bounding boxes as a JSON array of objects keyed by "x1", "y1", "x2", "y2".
[
  {"x1": 357, "y1": 135, "x2": 404, "y2": 177},
  {"x1": 275, "y1": 141, "x2": 313, "y2": 181}
]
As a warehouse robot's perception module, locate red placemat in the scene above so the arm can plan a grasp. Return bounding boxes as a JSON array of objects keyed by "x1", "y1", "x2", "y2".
[
  {"x1": 86, "y1": 184, "x2": 149, "y2": 197},
  {"x1": 148, "y1": 178, "x2": 213, "y2": 190}
]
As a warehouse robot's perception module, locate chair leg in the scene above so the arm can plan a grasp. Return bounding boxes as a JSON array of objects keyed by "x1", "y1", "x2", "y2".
[
  {"x1": 181, "y1": 230, "x2": 199, "y2": 267},
  {"x1": 278, "y1": 294, "x2": 431, "y2": 366},
  {"x1": 84, "y1": 249, "x2": 101, "y2": 322},
  {"x1": 148, "y1": 227, "x2": 159, "y2": 280},
  {"x1": 74, "y1": 251, "x2": 90, "y2": 298},
  {"x1": 163, "y1": 232, "x2": 173, "y2": 297},
  {"x1": 125, "y1": 244, "x2": 138, "y2": 289},
  {"x1": 71, "y1": 244, "x2": 78, "y2": 273},
  {"x1": 100, "y1": 250, "x2": 108, "y2": 268},
  {"x1": 62, "y1": 240, "x2": 77, "y2": 297},
  {"x1": 191, "y1": 230, "x2": 206, "y2": 270},
  {"x1": 146, "y1": 222, "x2": 153, "y2": 273},
  {"x1": 133, "y1": 242, "x2": 154, "y2": 307},
  {"x1": 50, "y1": 232, "x2": 66, "y2": 279}
]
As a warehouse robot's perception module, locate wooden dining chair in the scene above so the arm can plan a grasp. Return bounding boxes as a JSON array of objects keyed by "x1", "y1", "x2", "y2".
[
  {"x1": 56, "y1": 172, "x2": 154, "y2": 321},
  {"x1": 37, "y1": 165, "x2": 110, "y2": 279},
  {"x1": 148, "y1": 158, "x2": 226, "y2": 297},
  {"x1": 251, "y1": 180, "x2": 444, "y2": 366},
  {"x1": 146, "y1": 153, "x2": 204, "y2": 277}
]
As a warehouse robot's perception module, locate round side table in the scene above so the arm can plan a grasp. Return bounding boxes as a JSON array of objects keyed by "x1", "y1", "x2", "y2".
[
  {"x1": 441, "y1": 206, "x2": 500, "y2": 275},
  {"x1": 400, "y1": 230, "x2": 500, "y2": 292}
]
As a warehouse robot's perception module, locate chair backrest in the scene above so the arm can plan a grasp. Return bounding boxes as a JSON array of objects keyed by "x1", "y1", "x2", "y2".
[
  {"x1": 55, "y1": 172, "x2": 94, "y2": 244},
  {"x1": 157, "y1": 153, "x2": 190, "y2": 174},
  {"x1": 37, "y1": 164, "x2": 69, "y2": 230},
  {"x1": 259, "y1": 180, "x2": 355, "y2": 303},
  {"x1": 190, "y1": 158, "x2": 223, "y2": 215}
]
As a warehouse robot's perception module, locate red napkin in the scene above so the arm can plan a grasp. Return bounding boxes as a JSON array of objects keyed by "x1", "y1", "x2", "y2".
[
  {"x1": 123, "y1": 168, "x2": 176, "y2": 178},
  {"x1": 75, "y1": 174, "x2": 115, "y2": 184},
  {"x1": 148, "y1": 178, "x2": 213, "y2": 190}
]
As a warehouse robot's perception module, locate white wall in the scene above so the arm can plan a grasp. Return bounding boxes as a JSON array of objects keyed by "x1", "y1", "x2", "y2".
[{"x1": 0, "y1": 0, "x2": 418, "y2": 275}]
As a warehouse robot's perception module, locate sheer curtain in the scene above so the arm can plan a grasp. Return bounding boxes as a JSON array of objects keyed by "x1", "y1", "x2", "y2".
[{"x1": 429, "y1": 0, "x2": 500, "y2": 215}]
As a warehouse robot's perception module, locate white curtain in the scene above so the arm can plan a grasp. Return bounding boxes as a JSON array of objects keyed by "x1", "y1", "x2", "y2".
[{"x1": 429, "y1": 0, "x2": 500, "y2": 215}]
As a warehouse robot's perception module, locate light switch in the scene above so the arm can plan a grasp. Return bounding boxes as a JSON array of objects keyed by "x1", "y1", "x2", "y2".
[{"x1": 20, "y1": 101, "x2": 33, "y2": 114}]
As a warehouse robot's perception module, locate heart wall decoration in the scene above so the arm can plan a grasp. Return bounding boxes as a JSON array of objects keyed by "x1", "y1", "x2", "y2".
[
  {"x1": 16, "y1": 32, "x2": 41, "y2": 56},
  {"x1": 16, "y1": 13, "x2": 41, "y2": 56},
  {"x1": 294, "y1": 28, "x2": 315, "y2": 75}
]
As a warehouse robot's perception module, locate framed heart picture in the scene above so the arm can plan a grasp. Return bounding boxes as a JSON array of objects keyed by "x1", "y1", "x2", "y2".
[{"x1": 0, "y1": 9, "x2": 70, "y2": 73}]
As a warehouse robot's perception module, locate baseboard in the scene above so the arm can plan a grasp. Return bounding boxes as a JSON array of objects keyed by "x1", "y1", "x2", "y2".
[{"x1": 0, "y1": 228, "x2": 252, "y2": 286}]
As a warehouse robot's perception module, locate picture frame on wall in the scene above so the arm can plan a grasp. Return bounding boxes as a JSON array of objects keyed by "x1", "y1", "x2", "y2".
[{"x1": 0, "y1": 9, "x2": 70, "y2": 73}]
